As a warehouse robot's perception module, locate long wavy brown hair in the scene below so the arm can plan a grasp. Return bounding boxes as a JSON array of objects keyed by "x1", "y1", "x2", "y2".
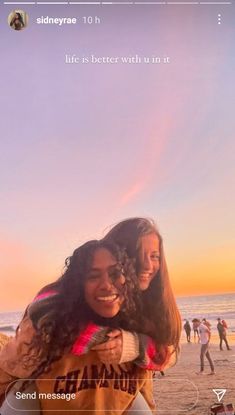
[
  {"x1": 23, "y1": 239, "x2": 143, "y2": 383},
  {"x1": 104, "y1": 217, "x2": 182, "y2": 356}
]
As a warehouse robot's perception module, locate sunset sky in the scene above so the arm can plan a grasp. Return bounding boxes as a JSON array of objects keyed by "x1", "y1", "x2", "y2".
[{"x1": 0, "y1": 5, "x2": 234, "y2": 311}]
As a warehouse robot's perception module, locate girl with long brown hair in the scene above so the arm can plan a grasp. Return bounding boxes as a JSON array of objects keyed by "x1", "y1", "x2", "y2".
[{"x1": 93, "y1": 217, "x2": 181, "y2": 366}]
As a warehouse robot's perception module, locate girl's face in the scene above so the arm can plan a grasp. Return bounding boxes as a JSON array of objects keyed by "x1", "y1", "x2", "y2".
[
  {"x1": 84, "y1": 248, "x2": 125, "y2": 318},
  {"x1": 137, "y1": 233, "x2": 160, "y2": 290}
]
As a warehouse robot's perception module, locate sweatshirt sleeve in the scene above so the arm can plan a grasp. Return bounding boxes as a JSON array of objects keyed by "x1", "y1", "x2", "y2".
[
  {"x1": 134, "y1": 334, "x2": 176, "y2": 370},
  {"x1": 0, "y1": 314, "x2": 38, "y2": 405},
  {"x1": 72, "y1": 325, "x2": 175, "y2": 371},
  {"x1": 119, "y1": 330, "x2": 176, "y2": 370},
  {"x1": 71, "y1": 323, "x2": 110, "y2": 355},
  {"x1": 119, "y1": 330, "x2": 140, "y2": 363},
  {"x1": 0, "y1": 290, "x2": 60, "y2": 405}
]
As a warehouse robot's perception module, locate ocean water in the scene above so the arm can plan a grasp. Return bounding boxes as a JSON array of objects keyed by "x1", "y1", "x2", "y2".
[
  {"x1": 176, "y1": 292, "x2": 235, "y2": 334},
  {"x1": 0, "y1": 310, "x2": 24, "y2": 336},
  {"x1": 0, "y1": 293, "x2": 234, "y2": 336}
]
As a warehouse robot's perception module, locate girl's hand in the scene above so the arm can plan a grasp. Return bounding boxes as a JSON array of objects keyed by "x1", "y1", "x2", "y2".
[{"x1": 91, "y1": 329, "x2": 123, "y2": 364}]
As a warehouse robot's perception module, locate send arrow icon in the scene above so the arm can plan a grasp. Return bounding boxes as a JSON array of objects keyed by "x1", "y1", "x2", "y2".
[{"x1": 213, "y1": 389, "x2": 226, "y2": 402}]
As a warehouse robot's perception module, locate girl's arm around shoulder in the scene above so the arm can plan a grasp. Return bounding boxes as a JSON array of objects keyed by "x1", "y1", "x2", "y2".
[
  {"x1": 121, "y1": 331, "x2": 177, "y2": 371},
  {"x1": 79, "y1": 325, "x2": 176, "y2": 371}
]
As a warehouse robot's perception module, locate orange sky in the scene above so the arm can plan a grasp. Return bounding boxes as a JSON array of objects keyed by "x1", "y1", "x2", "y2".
[{"x1": 1, "y1": 234, "x2": 234, "y2": 311}]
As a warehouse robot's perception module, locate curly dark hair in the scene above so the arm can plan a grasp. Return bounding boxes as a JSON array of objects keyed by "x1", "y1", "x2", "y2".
[
  {"x1": 22, "y1": 239, "x2": 143, "y2": 385},
  {"x1": 104, "y1": 217, "x2": 182, "y2": 355}
]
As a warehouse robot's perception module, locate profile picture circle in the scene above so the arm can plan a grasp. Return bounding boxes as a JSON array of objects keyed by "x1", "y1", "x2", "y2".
[{"x1": 8, "y1": 10, "x2": 28, "y2": 31}]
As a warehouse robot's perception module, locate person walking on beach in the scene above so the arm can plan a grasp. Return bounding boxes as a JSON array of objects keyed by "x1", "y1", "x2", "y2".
[
  {"x1": 192, "y1": 319, "x2": 200, "y2": 343},
  {"x1": 195, "y1": 320, "x2": 215, "y2": 375},
  {"x1": 217, "y1": 318, "x2": 231, "y2": 351},
  {"x1": 183, "y1": 320, "x2": 191, "y2": 342}
]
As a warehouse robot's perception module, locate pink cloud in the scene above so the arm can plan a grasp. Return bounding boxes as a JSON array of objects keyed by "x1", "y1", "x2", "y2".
[
  {"x1": 117, "y1": 114, "x2": 177, "y2": 208},
  {"x1": 119, "y1": 179, "x2": 146, "y2": 207}
]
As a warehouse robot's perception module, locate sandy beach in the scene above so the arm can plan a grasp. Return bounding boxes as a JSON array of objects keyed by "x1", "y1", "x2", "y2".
[
  {"x1": 153, "y1": 334, "x2": 235, "y2": 414},
  {"x1": 1, "y1": 332, "x2": 234, "y2": 414}
]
